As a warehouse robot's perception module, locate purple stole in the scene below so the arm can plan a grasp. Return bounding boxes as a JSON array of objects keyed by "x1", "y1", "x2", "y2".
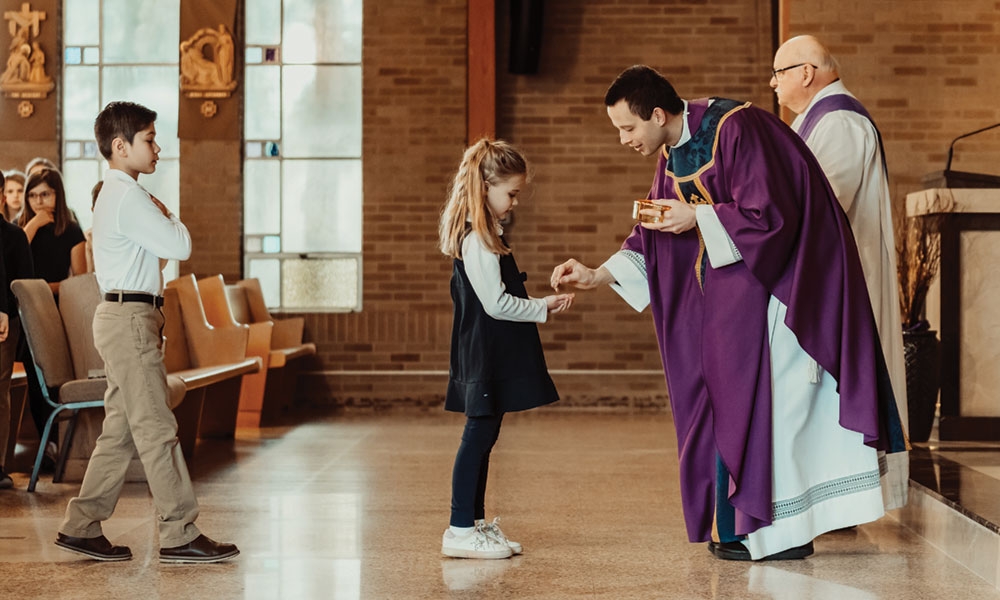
[{"x1": 797, "y1": 91, "x2": 888, "y2": 176}]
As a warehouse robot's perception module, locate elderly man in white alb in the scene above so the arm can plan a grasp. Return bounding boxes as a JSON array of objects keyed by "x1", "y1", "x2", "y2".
[{"x1": 771, "y1": 35, "x2": 909, "y2": 510}]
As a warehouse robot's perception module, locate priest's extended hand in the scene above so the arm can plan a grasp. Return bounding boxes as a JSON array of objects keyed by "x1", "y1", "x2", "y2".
[{"x1": 549, "y1": 259, "x2": 614, "y2": 291}]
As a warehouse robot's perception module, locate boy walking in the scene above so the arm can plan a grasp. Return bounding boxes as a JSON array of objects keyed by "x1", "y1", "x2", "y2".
[{"x1": 55, "y1": 101, "x2": 238, "y2": 563}]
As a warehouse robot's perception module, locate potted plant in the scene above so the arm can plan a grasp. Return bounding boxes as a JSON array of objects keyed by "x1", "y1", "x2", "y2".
[{"x1": 895, "y1": 193, "x2": 952, "y2": 442}]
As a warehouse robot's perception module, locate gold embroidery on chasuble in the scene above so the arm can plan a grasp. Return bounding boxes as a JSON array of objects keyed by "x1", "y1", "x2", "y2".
[{"x1": 661, "y1": 102, "x2": 750, "y2": 290}]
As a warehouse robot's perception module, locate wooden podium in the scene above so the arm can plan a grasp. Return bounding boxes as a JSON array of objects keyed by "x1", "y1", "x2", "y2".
[{"x1": 908, "y1": 189, "x2": 1000, "y2": 440}]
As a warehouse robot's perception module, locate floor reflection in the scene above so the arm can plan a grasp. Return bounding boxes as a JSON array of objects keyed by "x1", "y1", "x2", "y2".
[
  {"x1": 0, "y1": 411, "x2": 999, "y2": 599},
  {"x1": 910, "y1": 441, "x2": 1000, "y2": 533},
  {"x1": 441, "y1": 556, "x2": 516, "y2": 592},
  {"x1": 748, "y1": 564, "x2": 877, "y2": 600}
]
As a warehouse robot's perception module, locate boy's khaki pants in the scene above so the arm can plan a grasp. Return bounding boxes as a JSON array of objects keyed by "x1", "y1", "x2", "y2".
[{"x1": 60, "y1": 301, "x2": 200, "y2": 548}]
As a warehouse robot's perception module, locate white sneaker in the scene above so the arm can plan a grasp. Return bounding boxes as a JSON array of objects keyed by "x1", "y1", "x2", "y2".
[
  {"x1": 478, "y1": 517, "x2": 522, "y2": 555},
  {"x1": 442, "y1": 523, "x2": 512, "y2": 559}
]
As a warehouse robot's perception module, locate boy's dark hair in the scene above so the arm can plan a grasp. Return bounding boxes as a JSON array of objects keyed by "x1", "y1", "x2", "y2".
[
  {"x1": 0, "y1": 170, "x2": 5, "y2": 189},
  {"x1": 94, "y1": 101, "x2": 157, "y2": 160},
  {"x1": 604, "y1": 65, "x2": 684, "y2": 120}
]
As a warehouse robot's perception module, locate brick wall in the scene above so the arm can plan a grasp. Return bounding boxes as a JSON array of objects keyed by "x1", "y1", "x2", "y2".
[
  {"x1": 176, "y1": 0, "x2": 1000, "y2": 410},
  {"x1": 786, "y1": 0, "x2": 1000, "y2": 196},
  {"x1": 289, "y1": 0, "x2": 774, "y2": 409},
  {"x1": 3, "y1": 2, "x2": 992, "y2": 410}
]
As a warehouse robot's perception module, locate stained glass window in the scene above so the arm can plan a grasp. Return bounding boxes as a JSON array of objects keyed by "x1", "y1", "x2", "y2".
[
  {"x1": 62, "y1": 0, "x2": 181, "y2": 283},
  {"x1": 245, "y1": 0, "x2": 363, "y2": 311}
]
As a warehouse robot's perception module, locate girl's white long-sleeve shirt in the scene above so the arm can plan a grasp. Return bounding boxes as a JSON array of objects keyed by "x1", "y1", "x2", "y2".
[{"x1": 461, "y1": 231, "x2": 547, "y2": 323}]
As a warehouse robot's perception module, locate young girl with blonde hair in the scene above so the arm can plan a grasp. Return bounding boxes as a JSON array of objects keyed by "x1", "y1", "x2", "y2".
[{"x1": 438, "y1": 138, "x2": 573, "y2": 559}]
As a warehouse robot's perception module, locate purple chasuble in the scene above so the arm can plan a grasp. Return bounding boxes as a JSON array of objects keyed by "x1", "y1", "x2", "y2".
[{"x1": 620, "y1": 99, "x2": 893, "y2": 541}]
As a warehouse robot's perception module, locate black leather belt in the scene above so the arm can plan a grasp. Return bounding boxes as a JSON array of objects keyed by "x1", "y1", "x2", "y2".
[{"x1": 104, "y1": 292, "x2": 164, "y2": 308}]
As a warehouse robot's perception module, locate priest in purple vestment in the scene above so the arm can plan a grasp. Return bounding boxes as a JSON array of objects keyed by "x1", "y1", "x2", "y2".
[{"x1": 550, "y1": 65, "x2": 907, "y2": 561}]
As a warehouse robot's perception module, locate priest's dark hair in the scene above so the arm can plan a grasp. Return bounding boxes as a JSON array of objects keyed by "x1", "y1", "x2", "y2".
[{"x1": 604, "y1": 65, "x2": 684, "y2": 119}]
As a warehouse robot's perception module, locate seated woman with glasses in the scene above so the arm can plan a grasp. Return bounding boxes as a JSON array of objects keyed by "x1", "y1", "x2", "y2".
[
  {"x1": 20, "y1": 168, "x2": 87, "y2": 295},
  {"x1": 18, "y1": 167, "x2": 88, "y2": 469}
]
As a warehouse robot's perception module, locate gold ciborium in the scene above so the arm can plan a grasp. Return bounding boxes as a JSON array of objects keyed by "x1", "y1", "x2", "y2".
[{"x1": 633, "y1": 199, "x2": 670, "y2": 223}]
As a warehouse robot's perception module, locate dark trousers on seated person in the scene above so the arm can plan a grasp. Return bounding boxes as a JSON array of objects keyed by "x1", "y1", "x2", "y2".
[
  {"x1": 451, "y1": 413, "x2": 503, "y2": 527},
  {"x1": 60, "y1": 301, "x2": 200, "y2": 548},
  {"x1": 0, "y1": 317, "x2": 22, "y2": 469}
]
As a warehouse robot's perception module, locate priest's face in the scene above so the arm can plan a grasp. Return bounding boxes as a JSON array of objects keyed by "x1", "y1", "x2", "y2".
[{"x1": 607, "y1": 100, "x2": 671, "y2": 156}]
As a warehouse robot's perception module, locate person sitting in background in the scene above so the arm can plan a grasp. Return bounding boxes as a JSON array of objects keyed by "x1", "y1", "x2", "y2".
[
  {"x1": 18, "y1": 168, "x2": 86, "y2": 466},
  {"x1": 2, "y1": 170, "x2": 25, "y2": 223},
  {"x1": 0, "y1": 170, "x2": 35, "y2": 490},
  {"x1": 20, "y1": 168, "x2": 86, "y2": 294},
  {"x1": 25, "y1": 157, "x2": 57, "y2": 178}
]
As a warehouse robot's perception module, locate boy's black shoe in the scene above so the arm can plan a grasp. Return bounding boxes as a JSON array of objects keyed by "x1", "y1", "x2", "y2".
[
  {"x1": 159, "y1": 534, "x2": 239, "y2": 564},
  {"x1": 55, "y1": 533, "x2": 133, "y2": 561},
  {"x1": 0, "y1": 468, "x2": 12, "y2": 489}
]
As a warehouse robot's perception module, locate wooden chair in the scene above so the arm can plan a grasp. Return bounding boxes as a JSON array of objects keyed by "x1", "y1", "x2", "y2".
[
  {"x1": 58, "y1": 274, "x2": 105, "y2": 381},
  {"x1": 164, "y1": 275, "x2": 261, "y2": 440},
  {"x1": 226, "y1": 278, "x2": 316, "y2": 425},
  {"x1": 11, "y1": 278, "x2": 107, "y2": 492},
  {"x1": 196, "y1": 275, "x2": 272, "y2": 429},
  {"x1": 234, "y1": 279, "x2": 316, "y2": 364}
]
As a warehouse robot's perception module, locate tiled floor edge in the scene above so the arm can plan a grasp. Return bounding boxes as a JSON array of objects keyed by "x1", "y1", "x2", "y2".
[{"x1": 890, "y1": 480, "x2": 1000, "y2": 589}]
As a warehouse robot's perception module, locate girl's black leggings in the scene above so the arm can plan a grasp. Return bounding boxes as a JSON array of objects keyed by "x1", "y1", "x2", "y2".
[{"x1": 450, "y1": 413, "x2": 503, "y2": 527}]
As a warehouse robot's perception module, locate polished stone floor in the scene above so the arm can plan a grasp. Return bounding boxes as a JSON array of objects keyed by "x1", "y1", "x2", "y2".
[{"x1": 1, "y1": 410, "x2": 999, "y2": 599}]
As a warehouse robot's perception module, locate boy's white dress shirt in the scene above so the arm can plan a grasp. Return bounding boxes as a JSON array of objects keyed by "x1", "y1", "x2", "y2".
[{"x1": 92, "y1": 169, "x2": 191, "y2": 295}]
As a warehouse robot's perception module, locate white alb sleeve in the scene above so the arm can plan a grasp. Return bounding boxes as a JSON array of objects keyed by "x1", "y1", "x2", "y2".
[
  {"x1": 601, "y1": 250, "x2": 650, "y2": 312},
  {"x1": 696, "y1": 205, "x2": 743, "y2": 268}
]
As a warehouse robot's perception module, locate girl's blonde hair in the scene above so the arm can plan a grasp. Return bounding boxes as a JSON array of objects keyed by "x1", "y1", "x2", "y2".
[{"x1": 439, "y1": 138, "x2": 528, "y2": 259}]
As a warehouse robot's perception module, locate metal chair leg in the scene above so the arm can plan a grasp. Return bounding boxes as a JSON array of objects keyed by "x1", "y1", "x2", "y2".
[
  {"x1": 53, "y1": 410, "x2": 80, "y2": 484},
  {"x1": 28, "y1": 411, "x2": 61, "y2": 493}
]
